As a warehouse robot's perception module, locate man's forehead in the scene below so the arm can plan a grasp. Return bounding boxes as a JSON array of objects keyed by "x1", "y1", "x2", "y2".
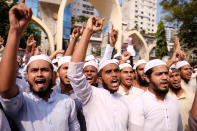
[
  {"x1": 103, "y1": 63, "x2": 119, "y2": 71},
  {"x1": 122, "y1": 67, "x2": 133, "y2": 71},
  {"x1": 84, "y1": 65, "x2": 97, "y2": 70},
  {"x1": 152, "y1": 65, "x2": 168, "y2": 72},
  {"x1": 181, "y1": 64, "x2": 191, "y2": 69}
]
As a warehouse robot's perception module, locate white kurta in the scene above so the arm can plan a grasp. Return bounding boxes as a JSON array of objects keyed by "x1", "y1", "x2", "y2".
[
  {"x1": 68, "y1": 62, "x2": 131, "y2": 131},
  {"x1": 118, "y1": 86, "x2": 145, "y2": 101},
  {"x1": 0, "y1": 88, "x2": 80, "y2": 131},
  {"x1": 130, "y1": 90, "x2": 183, "y2": 131}
]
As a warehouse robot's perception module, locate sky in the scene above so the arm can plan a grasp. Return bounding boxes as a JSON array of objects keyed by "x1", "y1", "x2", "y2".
[{"x1": 156, "y1": 0, "x2": 165, "y2": 24}]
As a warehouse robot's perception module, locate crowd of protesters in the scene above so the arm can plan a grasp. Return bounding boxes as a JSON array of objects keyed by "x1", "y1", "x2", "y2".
[{"x1": 0, "y1": 1, "x2": 197, "y2": 131}]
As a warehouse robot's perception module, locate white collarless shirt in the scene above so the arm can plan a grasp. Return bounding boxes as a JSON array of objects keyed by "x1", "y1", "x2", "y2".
[
  {"x1": 68, "y1": 62, "x2": 131, "y2": 131},
  {"x1": 130, "y1": 90, "x2": 183, "y2": 131}
]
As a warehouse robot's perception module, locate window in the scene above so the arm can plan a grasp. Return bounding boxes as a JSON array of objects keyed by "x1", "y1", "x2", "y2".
[
  {"x1": 141, "y1": 11, "x2": 143, "y2": 14},
  {"x1": 135, "y1": 5, "x2": 137, "y2": 7},
  {"x1": 135, "y1": 10, "x2": 138, "y2": 13},
  {"x1": 135, "y1": 21, "x2": 138, "y2": 23},
  {"x1": 135, "y1": 15, "x2": 138, "y2": 18},
  {"x1": 141, "y1": 22, "x2": 143, "y2": 24}
]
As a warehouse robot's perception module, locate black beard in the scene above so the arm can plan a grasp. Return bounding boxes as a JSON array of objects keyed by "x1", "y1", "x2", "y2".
[
  {"x1": 138, "y1": 75, "x2": 149, "y2": 86},
  {"x1": 28, "y1": 80, "x2": 53, "y2": 98},
  {"x1": 151, "y1": 81, "x2": 169, "y2": 96},
  {"x1": 170, "y1": 85, "x2": 181, "y2": 92},
  {"x1": 102, "y1": 79, "x2": 118, "y2": 94}
]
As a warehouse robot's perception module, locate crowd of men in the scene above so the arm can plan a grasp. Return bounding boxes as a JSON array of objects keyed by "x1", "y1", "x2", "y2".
[{"x1": 0, "y1": 1, "x2": 197, "y2": 131}]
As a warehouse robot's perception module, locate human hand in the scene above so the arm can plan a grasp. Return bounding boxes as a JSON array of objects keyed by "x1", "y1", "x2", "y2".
[
  {"x1": 27, "y1": 34, "x2": 36, "y2": 47},
  {"x1": 72, "y1": 23, "x2": 85, "y2": 40},
  {"x1": 86, "y1": 16, "x2": 104, "y2": 34},
  {"x1": 9, "y1": 0, "x2": 32, "y2": 36},
  {"x1": 55, "y1": 49, "x2": 65, "y2": 55},
  {"x1": 121, "y1": 51, "x2": 131, "y2": 61},
  {"x1": 110, "y1": 25, "x2": 118, "y2": 47}
]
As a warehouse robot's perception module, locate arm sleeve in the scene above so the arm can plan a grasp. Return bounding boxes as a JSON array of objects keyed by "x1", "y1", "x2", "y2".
[
  {"x1": 0, "y1": 87, "x2": 24, "y2": 118},
  {"x1": 67, "y1": 62, "x2": 92, "y2": 105},
  {"x1": 68, "y1": 99, "x2": 80, "y2": 131},
  {"x1": 129, "y1": 99, "x2": 144, "y2": 131},
  {"x1": 101, "y1": 44, "x2": 114, "y2": 63},
  {"x1": 127, "y1": 45, "x2": 136, "y2": 57}
]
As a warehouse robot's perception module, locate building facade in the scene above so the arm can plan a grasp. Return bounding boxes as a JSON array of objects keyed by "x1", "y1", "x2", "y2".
[
  {"x1": 122, "y1": 0, "x2": 157, "y2": 33},
  {"x1": 165, "y1": 26, "x2": 176, "y2": 51}
]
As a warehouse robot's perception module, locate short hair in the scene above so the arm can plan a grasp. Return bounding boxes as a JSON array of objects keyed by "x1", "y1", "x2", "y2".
[{"x1": 145, "y1": 68, "x2": 153, "y2": 79}]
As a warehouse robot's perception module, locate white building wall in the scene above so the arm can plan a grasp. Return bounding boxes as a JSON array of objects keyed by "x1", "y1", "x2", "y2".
[{"x1": 122, "y1": 0, "x2": 157, "y2": 33}]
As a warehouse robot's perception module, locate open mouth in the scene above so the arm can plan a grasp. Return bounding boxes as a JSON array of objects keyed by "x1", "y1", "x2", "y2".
[
  {"x1": 111, "y1": 79, "x2": 119, "y2": 87},
  {"x1": 160, "y1": 81, "x2": 168, "y2": 87},
  {"x1": 126, "y1": 78, "x2": 132, "y2": 83},
  {"x1": 87, "y1": 77, "x2": 93, "y2": 80},
  {"x1": 35, "y1": 79, "x2": 46, "y2": 87}
]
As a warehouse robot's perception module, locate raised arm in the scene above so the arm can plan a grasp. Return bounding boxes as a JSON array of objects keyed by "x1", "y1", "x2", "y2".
[
  {"x1": 64, "y1": 24, "x2": 84, "y2": 56},
  {"x1": 49, "y1": 49, "x2": 65, "y2": 60},
  {"x1": 71, "y1": 16, "x2": 104, "y2": 62},
  {"x1": 0, "y1": 0, "x2": 32, "y2": 98},
  {"x1": 101, "y1": 25, "x2": 118, "y2": 62},
  {"x1": 68, "y1": 16, "x2": 104, "y2": 105}
]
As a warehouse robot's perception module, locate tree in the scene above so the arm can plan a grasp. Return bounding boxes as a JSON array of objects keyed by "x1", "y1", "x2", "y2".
[
  {"x1": 0, "y1": 0, "x2": 41, "y2": 49},
  {"x1": 160, "y1": 0, "x2": 197, "y2": 50},
  {"x1": 72, "y1": 15, "x2": 89, "y2": 24},
  {"x1": 155, "y1": 21, "x2": 169, "y2": 59}
]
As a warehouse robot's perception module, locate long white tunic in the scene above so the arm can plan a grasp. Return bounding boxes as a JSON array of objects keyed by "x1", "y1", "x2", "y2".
[
  {"x1": 130, "y1": 90, "x2": 183, "y2": 131},
  {"x1": 0, "y1": 88, "x2": 80, "y2": 131},
  {"x1": 68, "y1": 62, "x2": 131, "y2": 131}
]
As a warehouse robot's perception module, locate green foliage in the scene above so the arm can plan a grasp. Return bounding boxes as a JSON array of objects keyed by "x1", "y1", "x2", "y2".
[
  {"x1": 72, "y1": 15, "x2": 89, "y2": 24},
  {"x1": 0, "y1": 0, "x2": 41, "y2": 49},
  {"x1": 155, "y1": 21, "x2": 169, "y2": 59},
  {"x1": 160, "y1": 0, "x2": 197, "y2": 49}
]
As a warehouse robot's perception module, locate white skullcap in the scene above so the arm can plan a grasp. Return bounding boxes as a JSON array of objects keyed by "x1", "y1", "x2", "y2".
[
  {"x1": 83, "y1": 61, "x2": 99, "y2": 70},
  {"x1": 176, "y1": 61, "x2": 190, "y2": 69},
  {"x1": 22, "y1": 55, "x2": 52, "y2": 78},
  {"x1": 52, "y1": 59, "x2": 58, "y2": 64},
  {"x1": 26, "y1": 55, "x2": 52, "y2": 68},
  {"x1": 113, "y1": 53, "x2": 122, "y2": 59},
  {"x1": 127, "y1": 60, "x2": 130, "y2": 64},
  {"x1": 170, "y1": 64, "x2": 177, "y2": 69},
  {"x1": 85, "y1": 55, "x2": 95, "y2": 62},
  {"x1": 133, "y1": 59, "x2": 147, "y2": 70},
  {"x1": 119, "y1": 63, "x2": 132, "y2": 70},
  {"x1": 98, "y1": 59, "x2": 119, "y2": 72},
  {"x1": 58, "y1": 56, "x2": 71, "y2": 69},
  {"x1": 144, "y1": 59, "x2": 166, "y2": 73},
  {"x1": 56, "y1": 53, "x2": 63, "y2": 60}
]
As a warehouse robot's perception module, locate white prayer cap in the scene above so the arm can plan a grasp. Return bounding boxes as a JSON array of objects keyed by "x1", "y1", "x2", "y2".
[
  {"x1": 83, "y1": 61, "x2": 99, "y2": 70},
  {"x1": 133, "y1": 59, "x2": 147, "y2": 70},
  {"x1": 22, "y1": 55, "x2": 52, "y2": 78},
  {"x1": 176, "y1": 60, "x2": 190, "y2": 69},
  {"x1": 52, "y1": 59, "x2": 58, "y2": 64},
  {"x1": 113, "y1": 53, "x2": 122, "y2": 59},
  {"x1": 170, "y1": 64, "x2": 177, "y2": 69},
  {"x1": 26, "y1": 55, "x2": 52, "y2": 68},
  {"x1": 119, "y1": 63, "x2": 132, "y2": 70},
  {"x1": 127, "y1": 60, "x2": 130, "y2": 64},
  {"x1": 85, "y1": 55, "x2": 95, "y2": 62},
  {"x1": 56, "y1": 53, "x2": 63, "y2": 60},
  {"x1": 58, "y1": 56, "x2": 71, "y2": 69},
  {"x1": 98, "y1": 59, "x2": 119, "y2": 72},
  {"x1": 144, "y1": 59, "x2": 166, "y2": 73}
]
